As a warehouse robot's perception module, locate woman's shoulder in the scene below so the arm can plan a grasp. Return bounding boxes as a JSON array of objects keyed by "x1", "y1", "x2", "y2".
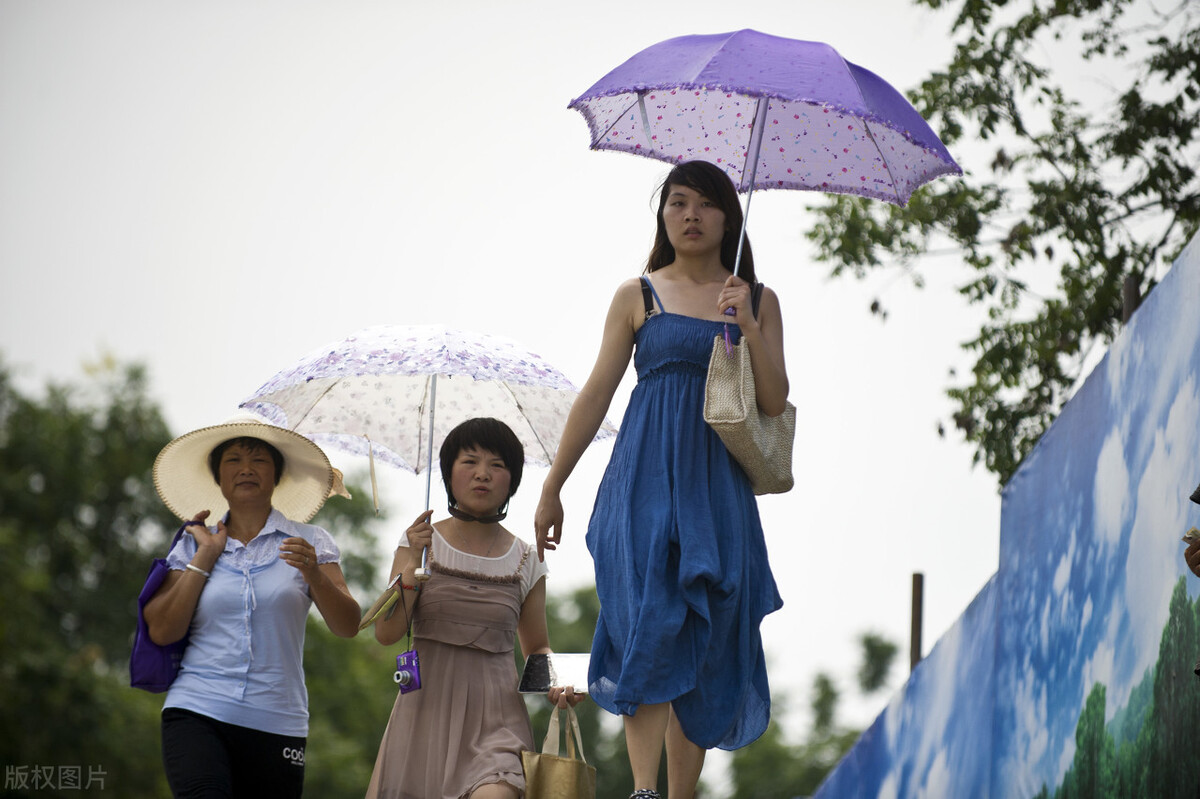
[
  {"x1": 614, "y1": 275, "x2": 648, "y2": 302},
  {"x1": 512, "y1": 535, "x2": 547, "y2": 571},
  {"x1": 493, "y1": 528, "x2": 528, "y2": 562},
  {"x1": 757, "y1": 282, "x2": 782, "y2": 308},
  {"x1": 497, "y1": 532, "x2": 539, "y2": 568},
  {"x1": 276, "y1": 513, "x2": 330, "y2": 538}
]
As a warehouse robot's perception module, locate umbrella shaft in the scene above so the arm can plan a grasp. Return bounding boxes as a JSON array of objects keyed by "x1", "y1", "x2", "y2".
[
  {"x1": 423, "y1": 374, "x2": 438, "y2": 510},
  {"x1": 733, "y1": 186, "x2": 754, "y2": 279},
  {"x1": 733, "y1": 99, "x2": 769, "y2": 279}
]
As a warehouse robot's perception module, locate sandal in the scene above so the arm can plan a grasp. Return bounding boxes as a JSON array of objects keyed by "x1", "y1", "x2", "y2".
[{"x1": 630, "y1": 791, "x2": 661, "y2": 799}]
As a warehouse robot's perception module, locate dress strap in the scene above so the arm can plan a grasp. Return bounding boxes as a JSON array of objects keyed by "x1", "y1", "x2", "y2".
[{"x1": 640, "y1": 276, "x2": 666, "y2": 318}]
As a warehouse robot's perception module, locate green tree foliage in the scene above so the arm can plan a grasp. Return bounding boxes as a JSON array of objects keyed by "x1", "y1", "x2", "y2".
[
  {"x1": 807, "y1": 0, "x2": 1199, "y2": 484},
  {"x1": 0, "y1": 356, "x2": 386, "y2": 798},
  {"x1": 309, "y1": 471, "x2": 386, "y2": 597},
  {"x1": 729, "y1": 703, "x2": 862, "y2": 799},
  {"x1": 0, "y1": 357, "x2": 178, "y2": 796},
  {"x1": 1141, "y1": 577, "x2": 1200, "y2": 797},
  {"x1": 1070, "y1": 684, "x2": 1115, "y2": 799},
  {"x1": 810, "y1": 673, "x2": 839, "y2": 736},
  {"x1": 857, "y1": 632, "x2": 899, "y2": 693},
  {"x1": 303, "y1": 621, "x2": 403, "y2": 797},
  {"x1": 1043, "y1": 578, "x2": 1200, "y2": 798},
  {"x1": 730, "y1": 630, "x2": 899, "y2": 798},
  {"x1": 727, "y1": 704, "x2": 861, "y2": 799}
]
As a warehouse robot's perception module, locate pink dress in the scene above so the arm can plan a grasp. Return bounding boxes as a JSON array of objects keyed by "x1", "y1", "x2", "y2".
[{"x1": 366, "y1": 530, "x2": 547, "y2": 799}]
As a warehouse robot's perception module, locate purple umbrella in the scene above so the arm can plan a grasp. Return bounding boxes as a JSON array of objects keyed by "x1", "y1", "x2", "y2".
[{"x1": 570, "y1": 29, "x2": 961, "y2": 272}]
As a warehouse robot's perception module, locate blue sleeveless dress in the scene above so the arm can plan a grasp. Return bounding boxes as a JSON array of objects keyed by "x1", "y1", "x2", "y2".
[{"x1": 584, "y1": 280, "x2": 783, "y2": 751}]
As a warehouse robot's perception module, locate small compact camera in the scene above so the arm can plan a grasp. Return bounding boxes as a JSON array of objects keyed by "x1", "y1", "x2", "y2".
[{"x1": 393, "y1": 649, "x2": 422, "y2": 694}]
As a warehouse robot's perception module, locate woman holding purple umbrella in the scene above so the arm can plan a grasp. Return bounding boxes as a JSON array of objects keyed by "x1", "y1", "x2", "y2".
[{"x1": 535, "y1": 160, "x2": 787, "y2": 799}]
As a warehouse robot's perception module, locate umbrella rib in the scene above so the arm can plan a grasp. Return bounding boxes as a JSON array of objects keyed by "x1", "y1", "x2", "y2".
[
  {"x1": 591, "y1": 95, "x2": 641, "y2": 149},
  {"x1": 636, "y1": 92, "x2": 657, "y2": 156},
  {"x1": 415, "y1": 375, "x2": 432, "y2": 475},
  {"x1": 859, "y1": 119, "x2": 903, "y2": 203},
  {"x1": 499, "y1": 382, "x2": 553, "y2": 464},
  {"x1": 283, "y1": 380, "x2": 343, "y2": 430},
  {"x1": 840, "y1": 63, "x2": 905, "y2": 204},
  {"x1": 742, "y1": 97, "x2": 769, "y2": 190}
]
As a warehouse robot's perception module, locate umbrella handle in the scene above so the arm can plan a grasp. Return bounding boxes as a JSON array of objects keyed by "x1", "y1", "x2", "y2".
[{"x1": 414, "y1": 546, "x2": 432, "y2": 582}]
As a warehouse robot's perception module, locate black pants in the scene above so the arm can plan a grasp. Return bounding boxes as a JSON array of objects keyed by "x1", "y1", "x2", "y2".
[{"x1": 161, "y1": 708, "x2": 306, "y2": 798}]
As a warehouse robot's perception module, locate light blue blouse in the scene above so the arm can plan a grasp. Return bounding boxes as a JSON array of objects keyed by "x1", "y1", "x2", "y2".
[{"x1": 162, "y1": 508, "x2": 341, "y2": 736}]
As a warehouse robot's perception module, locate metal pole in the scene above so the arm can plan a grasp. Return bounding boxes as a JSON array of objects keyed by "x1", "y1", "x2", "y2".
[
  {"x1": 910, "y1": 572, "x2": 924, "y2": 672},
  {"x1": 1122, "y1": 274, "x2": 1141, "y2": 323},
  {"x1": 414, "y1": 374, "x2": 437, "y2": 582},
  {"x1": 731, "y1": 97, "x2": 769, "y2": 280}
]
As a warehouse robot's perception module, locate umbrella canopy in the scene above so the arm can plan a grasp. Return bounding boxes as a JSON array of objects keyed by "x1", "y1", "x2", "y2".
[
  {"x1": 240, "y1": 324, "x2": 616, "y2": 480},
  {"x1": 569, "y1": 28, "x2": 961, "y2": 207}
]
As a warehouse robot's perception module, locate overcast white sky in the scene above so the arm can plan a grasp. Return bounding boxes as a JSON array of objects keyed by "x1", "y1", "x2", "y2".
[{"x1": 1, "y1": 0, "x2": 1006, "y2": 753}]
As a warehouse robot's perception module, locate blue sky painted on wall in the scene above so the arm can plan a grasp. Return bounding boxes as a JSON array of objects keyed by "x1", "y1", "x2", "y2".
[
  {"x1": 814, "y1": 233, "x2": 1200, "y2": 798},
  {"x1": 994, "y1": 235, "x2": 1200, "y2": 795}
]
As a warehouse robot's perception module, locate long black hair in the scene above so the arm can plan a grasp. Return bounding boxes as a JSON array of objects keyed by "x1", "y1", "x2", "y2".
[{"x1": 644, "y1": 160, "x2": 756, "y2": 284}]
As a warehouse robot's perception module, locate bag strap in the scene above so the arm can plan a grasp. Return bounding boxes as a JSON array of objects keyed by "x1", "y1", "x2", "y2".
[
  {"x1": 540, "y1": 705, "x2": 589, "y2": 763},
  {"x1": 165, "y1": 523, "x2": 189, "y2": 557},
  {"x1": 751, "y1": 281, "x2": 765, "y2": 320},
  {"x1": 565, "y1": 705, "x2": 588, "y2": 764},
  {"x1": 542, "y1": 706, "x2": 563, "y2": 757}
]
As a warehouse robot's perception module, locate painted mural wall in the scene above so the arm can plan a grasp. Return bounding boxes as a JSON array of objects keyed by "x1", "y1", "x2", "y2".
[{"x1": 813, "y1": 233, "x2": 1200, "y2": 799}]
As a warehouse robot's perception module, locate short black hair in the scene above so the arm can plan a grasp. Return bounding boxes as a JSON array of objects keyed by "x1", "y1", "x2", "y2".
[
  {"x1": 208, "y1": 437, "x2": 284, "y2": 485},
  {"x1": 439, "y1": 418, "x2": 524, "y2": 506}
]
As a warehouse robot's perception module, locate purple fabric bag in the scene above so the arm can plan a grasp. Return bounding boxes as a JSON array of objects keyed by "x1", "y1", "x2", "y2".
[{"x1": 130, "y1": 524, "x2": 189, "y2": 693}]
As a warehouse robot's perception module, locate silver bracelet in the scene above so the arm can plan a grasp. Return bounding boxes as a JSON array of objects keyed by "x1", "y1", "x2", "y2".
[{"x1": 185, "y1": 563, "x2": 211, "y2": 579}]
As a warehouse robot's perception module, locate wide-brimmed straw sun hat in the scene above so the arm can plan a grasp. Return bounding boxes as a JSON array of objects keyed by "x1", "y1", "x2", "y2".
[{"x1": 153, "y1": 413, "x2": 334, "y2": 523}]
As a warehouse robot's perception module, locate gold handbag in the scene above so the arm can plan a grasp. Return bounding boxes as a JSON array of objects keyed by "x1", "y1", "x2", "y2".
[
  {"x1": 703, "y1": 307, "x2": 797, "y2": 495},
  {"x1": 521, "y1": 705, "x2": 596, "y2": 799}
]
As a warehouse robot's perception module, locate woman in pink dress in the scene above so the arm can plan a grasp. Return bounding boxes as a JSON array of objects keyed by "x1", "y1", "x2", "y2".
[{"x1": 367, "y1": 417, "x2": 579, "y2": 799}]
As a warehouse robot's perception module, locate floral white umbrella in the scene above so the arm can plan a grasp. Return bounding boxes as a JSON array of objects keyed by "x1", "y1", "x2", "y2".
[{"x1": 241, "y1": 323, "x2": 616, "y2": 511}]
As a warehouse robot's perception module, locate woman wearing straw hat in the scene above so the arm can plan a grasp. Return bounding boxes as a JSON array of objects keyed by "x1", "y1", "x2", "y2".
[{"x1": 144, "y1": 414, "x2": 360, "y2": 798}]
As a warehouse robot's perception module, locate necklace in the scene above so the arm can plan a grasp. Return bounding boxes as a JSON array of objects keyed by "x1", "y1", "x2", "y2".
[
  {"x1": 453, "y1": 525, "x2": 502, "y2": 558},
  {"x1": 481, "y1": 528, "x2": 501, "y2": 557}
]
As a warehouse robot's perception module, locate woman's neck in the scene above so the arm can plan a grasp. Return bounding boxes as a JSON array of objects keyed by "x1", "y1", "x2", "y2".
[
  {"x1": 667, "y1": 252, "x2": 727, "y2": 280},
  {"x1": 651, "y1": 261, "x2": 734, "y2": 320},
  {"x1": 225, "y1": 505, "x2": 272, "y2": 543},
  {"x1": 437, "y1": 517, "x2": 509, "y2": 557}
]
